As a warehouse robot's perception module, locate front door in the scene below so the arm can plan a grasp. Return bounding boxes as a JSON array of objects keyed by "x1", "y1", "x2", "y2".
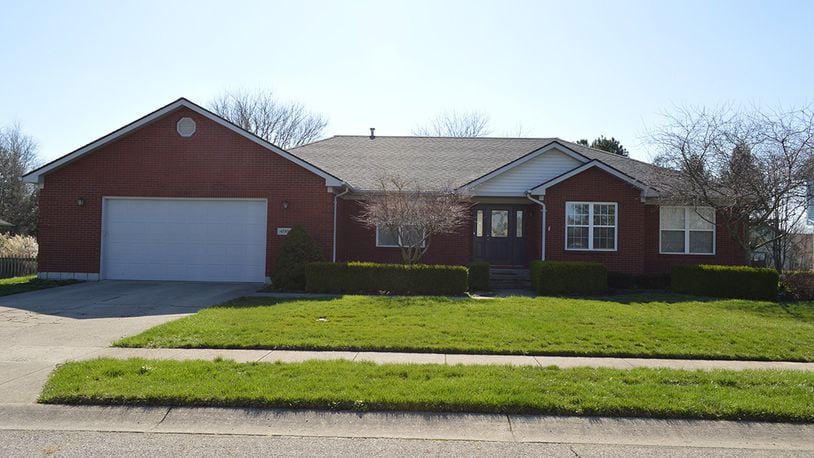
[{"x1": 472, "y1": 205, "x2": 527, "y2": 266}]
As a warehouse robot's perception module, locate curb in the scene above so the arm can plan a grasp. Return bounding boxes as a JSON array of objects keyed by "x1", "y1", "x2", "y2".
[{"x1": 1, "y1": 404, "x2": 812, "y2": 450}]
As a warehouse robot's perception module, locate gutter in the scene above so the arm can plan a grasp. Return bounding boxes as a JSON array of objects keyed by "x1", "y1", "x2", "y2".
[
  {"x1": 332, "y1": 185, "x2": 351, "y2": 262},
  {"x1": 526, "y1": 192, "x2": 546, "y2": 260}
]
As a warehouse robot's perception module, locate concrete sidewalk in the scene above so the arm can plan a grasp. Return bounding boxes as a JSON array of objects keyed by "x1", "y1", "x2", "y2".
[
  {"x1": 1, "y1": 404, "x2": 812, "y2": 451},
  {"x1": 87, "y1": 347, "x2": 814, "y2": 371}
]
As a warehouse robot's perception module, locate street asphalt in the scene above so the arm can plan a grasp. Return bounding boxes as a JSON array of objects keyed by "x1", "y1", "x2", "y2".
[{"x1": 2, "y1": 429, "x2": 809, "y2": 457}]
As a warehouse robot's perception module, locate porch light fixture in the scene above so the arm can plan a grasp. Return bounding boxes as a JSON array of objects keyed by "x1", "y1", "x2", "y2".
[
  {"x1": 282, "y1": 200, "x2": 289, "y2": 209},
  {"x1": 77, "y1": 197, "x2": 85, "y2": 207}
]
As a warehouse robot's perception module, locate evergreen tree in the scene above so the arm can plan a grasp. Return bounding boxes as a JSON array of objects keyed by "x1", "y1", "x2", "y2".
[{"x1": 272, "y1": 225, "x2": 324, "y2": 290}]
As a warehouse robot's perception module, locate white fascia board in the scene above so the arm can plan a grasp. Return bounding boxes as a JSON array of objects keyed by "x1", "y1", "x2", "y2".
[
  {"x1": 23, "y1": 98, "x2": 345, "y2": 188},
  {"x1": 529, "y1": 160, "x2": 658, "y2": 197},
  {"x1": 470, "y1": 191, "x2": 528, "y2": 197},
  {"x1": 460, "y1": 141, "x2": 589, "y2": 190}
]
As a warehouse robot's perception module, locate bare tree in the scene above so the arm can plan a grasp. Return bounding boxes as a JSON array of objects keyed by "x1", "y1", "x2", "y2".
[
  {"x1": 649, "y1": 104, "x2": 814, "y2": 270},
  {"x1": 355, "y1": 176, "x2": 471, "y2": 264},
  {"x1": 209, "y1": 89, "x2": 328, "y2": 149},
  {"x1": 413, "y1": 110, "x2": 491, "y2": 137},
  {"x1": 0, "y1": 123, "x2": 39, "y2": 234}
]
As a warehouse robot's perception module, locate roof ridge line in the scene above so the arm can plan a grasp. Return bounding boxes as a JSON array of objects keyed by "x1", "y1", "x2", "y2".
[{"x1": 328, "y1": 134, "x2": 557, "y2": 140}]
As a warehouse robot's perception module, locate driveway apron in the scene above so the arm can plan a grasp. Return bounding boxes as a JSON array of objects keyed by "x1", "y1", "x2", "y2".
[{"x1": 0, "y1": 281, "x2": 259, "y2": 403}]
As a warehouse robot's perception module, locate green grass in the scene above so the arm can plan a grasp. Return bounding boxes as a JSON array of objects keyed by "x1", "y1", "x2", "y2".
[
  {"x1": 115, "y1": 294, "x2": 814, "y2": 362},
  {"x1": 0, "y1": 275, "x2": 79, "y2": 297},
  {"x1": 39, "y1": 358, "x2": 814, "y2": 422}
]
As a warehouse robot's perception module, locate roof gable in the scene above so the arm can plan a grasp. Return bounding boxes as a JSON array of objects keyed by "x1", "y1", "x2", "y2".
[
  {"x1": 462, "y1": 142, "x2": 588, "y2": 195},
  {"x1": 23, "y1": 98, "x2": 344, "y2": 187},
  {"x1": 529, "y1": 160, "x2": 657, "y2": 198}
]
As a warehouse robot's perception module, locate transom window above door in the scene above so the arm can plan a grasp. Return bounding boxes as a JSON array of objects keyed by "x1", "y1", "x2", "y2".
[{"x1": 565, "y1": 202, "x2": 617, "y2": 251}]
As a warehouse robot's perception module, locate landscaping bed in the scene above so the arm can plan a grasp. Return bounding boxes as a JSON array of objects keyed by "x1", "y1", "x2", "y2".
[
  {"x1": 115, "y1": 294, "x2": 814, "y2": 362},
  {"x1": 0, "y1": 275, "x2": 80, "y2": 297},
  {"x1": 39, "y1": 358, "x2": 814, "y2": 422}
]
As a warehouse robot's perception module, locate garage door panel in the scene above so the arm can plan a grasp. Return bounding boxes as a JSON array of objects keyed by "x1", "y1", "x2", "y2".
[{"x1": 102, "y1": 199, "x2": 267, "y2": 282}]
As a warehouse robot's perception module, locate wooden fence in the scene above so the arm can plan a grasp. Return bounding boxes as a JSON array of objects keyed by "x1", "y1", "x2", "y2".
[{"x1": 0, "y1": 257, "x2": 37, "y2": 279}]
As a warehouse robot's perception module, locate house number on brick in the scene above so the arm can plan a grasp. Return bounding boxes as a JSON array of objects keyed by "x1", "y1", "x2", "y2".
[{"x1": 277, "y1": 227, "x2": 291, "y2": 236}]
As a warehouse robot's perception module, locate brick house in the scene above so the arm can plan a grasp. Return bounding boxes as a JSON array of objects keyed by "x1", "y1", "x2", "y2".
[{"x1": 23, "y1": 98, "x2": 744, "y2": 282}]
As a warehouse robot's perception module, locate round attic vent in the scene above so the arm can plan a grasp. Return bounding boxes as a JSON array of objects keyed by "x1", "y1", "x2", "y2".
[{"x1": 176, "y1": 117, "x2": 196, "y2": 137}]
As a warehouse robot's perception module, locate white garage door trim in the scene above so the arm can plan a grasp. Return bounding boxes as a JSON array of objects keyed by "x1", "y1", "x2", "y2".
[{"x1": 101, "y1": 197, "x2": 268, "y2": 282}]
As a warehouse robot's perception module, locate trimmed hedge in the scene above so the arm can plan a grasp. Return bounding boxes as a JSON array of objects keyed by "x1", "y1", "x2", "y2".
[
  {"x1": 305, "y1": 262, "x2": 468, "y2": 295},
  {"x1": 671, "y1": 264, "x2": 779, "y2": 300},
  {"x1": 468, "y1": 261, "x2": 490, "y2": 291},
  {"x1": 530, "y1": 261, "x2": 607, "y2": 295}
]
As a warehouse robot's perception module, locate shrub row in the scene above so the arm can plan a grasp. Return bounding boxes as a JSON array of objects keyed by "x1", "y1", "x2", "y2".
[
  {"x1": 530, "y1": 260, "x2": 607, "y2": 295},
  {"x1": 305, "y1": 262, "x2": 468, "y2": 295},
  {"x1": 671, "y1": 264, "x2": 779, "y2": 300},
  {"x1": 467, "y1": 261, "x2": 490, "y2": 292}
]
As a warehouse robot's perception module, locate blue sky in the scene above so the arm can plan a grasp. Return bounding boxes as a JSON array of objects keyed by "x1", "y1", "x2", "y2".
[{"x1": 1, "y1": 0, "x2": 811, "y2": 164}]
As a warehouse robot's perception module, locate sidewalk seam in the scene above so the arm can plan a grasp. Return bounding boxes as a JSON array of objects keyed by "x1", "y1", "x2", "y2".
[{"x1": 0, "y1": 365, "x2": 53, "y2": 387}]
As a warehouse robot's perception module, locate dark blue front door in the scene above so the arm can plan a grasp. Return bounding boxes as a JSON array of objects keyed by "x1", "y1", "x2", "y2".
[{"x1": 472, "y1": 205, "x2": 527, "y2": 266}]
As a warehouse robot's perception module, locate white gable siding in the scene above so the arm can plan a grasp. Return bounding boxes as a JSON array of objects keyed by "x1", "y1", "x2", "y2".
[{"x1": 473, "y1": 148, "x2": 582, "y2": 196}]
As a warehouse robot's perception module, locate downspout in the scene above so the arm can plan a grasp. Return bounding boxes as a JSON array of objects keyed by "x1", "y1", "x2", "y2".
[
  {"x1": 526, "y1": 192, "x2": 546, "y2": 260},
  {"x1": 332, "y1": 185, "x2": 350, "y2": 262}
]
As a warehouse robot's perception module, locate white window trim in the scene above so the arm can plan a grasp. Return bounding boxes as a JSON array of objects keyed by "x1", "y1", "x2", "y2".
[
  {"x1": 564, "y1": 201, "x2": 618, "y2": 252},
  {"x1": 659, "y1": 206, "x2": 716, "y2": 255},
  {"x1": 375, "y1": 224, "x2": 426, "y2": 248}
]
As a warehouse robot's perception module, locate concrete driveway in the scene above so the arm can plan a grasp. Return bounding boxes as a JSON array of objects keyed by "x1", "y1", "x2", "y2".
[{"x1": 0, "y1": 281, "x2": 260, "y2": 404}]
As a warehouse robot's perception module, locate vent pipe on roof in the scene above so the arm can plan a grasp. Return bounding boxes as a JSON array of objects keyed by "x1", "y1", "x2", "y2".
[{"x1": 369, "y1": 128, "x2": 375, "y2": 140}]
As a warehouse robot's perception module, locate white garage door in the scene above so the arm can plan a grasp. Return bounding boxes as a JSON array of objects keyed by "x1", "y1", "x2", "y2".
[{"x1": 102, "y1": 198, "x2": 267, "y2": 282}]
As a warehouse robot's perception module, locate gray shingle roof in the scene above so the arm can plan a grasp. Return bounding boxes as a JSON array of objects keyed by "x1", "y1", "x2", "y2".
[{"x1": 291, "y1": 136, "x2": 672, "y2": 192}]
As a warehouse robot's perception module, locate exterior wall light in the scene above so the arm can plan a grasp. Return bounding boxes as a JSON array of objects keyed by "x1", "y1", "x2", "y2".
[
  {"x1": 77, "y1": 197, "x2": 85, "y2": 207},
  {"x1": 282, "y1": 200, "x2": 289, "y2": 209}
]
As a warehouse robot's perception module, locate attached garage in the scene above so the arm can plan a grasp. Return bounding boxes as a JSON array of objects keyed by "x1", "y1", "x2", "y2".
[{"x1": 101, "y1": 198, "x2": 268, "y2": 282}]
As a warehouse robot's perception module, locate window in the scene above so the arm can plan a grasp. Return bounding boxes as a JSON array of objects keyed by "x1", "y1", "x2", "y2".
[
  {"x1": 491, "y1": 210, "x2": 509, "y2": 237},
  {"x1": 660, "y1": 207, "x2": 715, "y2": 254},
  {"x1": 376, "y1": 225, "x2": 425, "y2": 247},
  {"x1": 516, "y1": 211, "x2": 523, "y2": 238},
  {"x1": 565, "y1": 202, "x2": 617, "y2": 251},
  {"x1": 475, "y1": 210, "x2": 483, "y2": 237}
]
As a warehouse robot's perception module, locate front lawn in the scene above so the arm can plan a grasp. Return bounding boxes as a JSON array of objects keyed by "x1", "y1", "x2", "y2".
[
  {"x1": 39, "y1": 358, "x2": 814, "y2": 422},
  {"x1": 0, "y1": 275, "x2": 79, "y2": 297},
  {"x1": 115, "y1": 294, "x2": 814, "y2": 361}
]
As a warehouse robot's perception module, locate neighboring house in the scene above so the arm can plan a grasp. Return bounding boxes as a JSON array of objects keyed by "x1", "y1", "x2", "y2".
[
  {"x1": 752, "y1": 233, "x2": 814, "y2": 271},
  {"x1": 22, "y1": 98, "x2": 743, "y2": 282}
]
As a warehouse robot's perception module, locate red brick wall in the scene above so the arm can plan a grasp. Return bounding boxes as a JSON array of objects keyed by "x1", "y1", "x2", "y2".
[
  {"x1": 336, "y1": 199, "x2": 471, "y2": 265},
  {"x1": 643, "y1": 205, "x2": 744, "y2": 273},
  {"x1": 538, "y1": 167, "x2": 745, "y2": 275},
  {"x1": 541, "y1": 167, "x2": 646, "y2": 274},
  {"x1": 37, "y1": 107, "x2": 335, "y2": 276}
]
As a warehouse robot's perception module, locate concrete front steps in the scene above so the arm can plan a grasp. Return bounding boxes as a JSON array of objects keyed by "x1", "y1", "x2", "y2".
[{"x1": 489, "y1": 268, "x2": 531, "y2": 290}]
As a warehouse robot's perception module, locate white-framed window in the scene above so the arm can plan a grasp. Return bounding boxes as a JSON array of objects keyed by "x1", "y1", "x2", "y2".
[
  {"x1": 565, "y1": 202, "x2": 617, "y2": 251},
  {"x1": 659, "y1": 206, "x2": 715, "y2": 255},
  {"x1": 376, "y1": 225, "x2": 425, "y2": 248}
]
